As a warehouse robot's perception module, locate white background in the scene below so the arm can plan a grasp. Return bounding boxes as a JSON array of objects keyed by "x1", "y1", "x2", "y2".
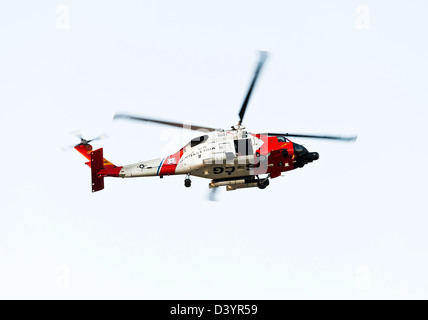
[{"x1": 0, "y1": 0, "x2": 427, "y2": 299}]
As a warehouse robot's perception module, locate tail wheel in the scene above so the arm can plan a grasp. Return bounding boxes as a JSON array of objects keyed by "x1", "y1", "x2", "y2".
[{"x1": 184, "y1": 178, "x2": 192, "y2": 188}]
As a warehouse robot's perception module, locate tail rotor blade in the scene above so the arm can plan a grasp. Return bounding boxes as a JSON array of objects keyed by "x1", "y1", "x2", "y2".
[
  {"x1": 70, "y1": 130, "x2": 83, "y2": 140},
  {"x1": 88, "y1": 133, "x2": 108, "y2": 143},
  {"x1": 61, "y1": 144, "x2": 76, "y2": 152},
  {"x1": 63, "y1": 131, "x2": 109, "y2": 151}
]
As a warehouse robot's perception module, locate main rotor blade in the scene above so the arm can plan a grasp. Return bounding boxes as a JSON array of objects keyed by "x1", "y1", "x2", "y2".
[
  {"x1": 114, "y1": 113, "x2": 218, "y2": 132},
  {"x1": 267, "y1": 132, "x2": 358, "y2": 142},
  {"x1": 238, "y1": 51, "x2": 268, "y2": 125},
  {"x1": 208, "y1": 187, "x2": 218, "y2": 202}
]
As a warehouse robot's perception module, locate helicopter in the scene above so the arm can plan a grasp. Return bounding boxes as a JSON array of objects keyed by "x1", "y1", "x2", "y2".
[{"x1": 72, "y1": 51, "x2": 357, "y2": 193}]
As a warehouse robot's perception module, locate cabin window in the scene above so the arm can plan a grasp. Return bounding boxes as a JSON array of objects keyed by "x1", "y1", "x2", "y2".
[
  {"x1": 190, "y1": 135, "x2": 209, "y2": 148},
  {"x1": 234, "y1": 139, "x2": 253, "y2": 156}
]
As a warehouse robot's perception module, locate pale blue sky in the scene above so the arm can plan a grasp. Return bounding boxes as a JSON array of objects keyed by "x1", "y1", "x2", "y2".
[{"x1": 0, "y1": 0, "x2": 427, "y2": 299}]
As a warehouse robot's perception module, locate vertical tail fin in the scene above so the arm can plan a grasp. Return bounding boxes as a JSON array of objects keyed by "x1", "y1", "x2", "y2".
[
  {"x1": 91, "y1": 148, "x2": 105, "y2": 192},
  {"x1": 74, "y1": 144, "x2": 122, "y2": 193}
]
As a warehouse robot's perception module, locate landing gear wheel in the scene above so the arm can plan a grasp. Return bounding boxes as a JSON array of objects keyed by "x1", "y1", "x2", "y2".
[
  {"x1": 184, "y1": 178, "x2": 192, "y2": 188},
  {"x1": 257, "y1": 178, "x2": 270, "y2": 189}
]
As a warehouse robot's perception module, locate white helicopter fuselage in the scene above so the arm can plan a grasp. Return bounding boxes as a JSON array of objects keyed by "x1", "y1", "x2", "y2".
[{"x1": 119, "y1": 129, "x2": 267, "y2": 180}]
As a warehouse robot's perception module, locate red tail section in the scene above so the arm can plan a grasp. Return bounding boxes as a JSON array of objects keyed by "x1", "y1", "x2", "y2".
[
  {"x1": 91, "y1": 148, "x2": 105, "y2": 192},
  {"x1": 74, "y1": 144, "x2": 122, "y2": 192}
]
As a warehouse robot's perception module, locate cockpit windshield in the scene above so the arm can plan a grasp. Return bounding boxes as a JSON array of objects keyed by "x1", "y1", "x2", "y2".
[{"x1": 190, "y1": 135, "x2": 209, "y2": 148}]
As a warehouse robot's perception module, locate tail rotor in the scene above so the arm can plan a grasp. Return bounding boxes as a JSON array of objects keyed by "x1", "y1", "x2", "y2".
[{"x1": 61, "y1": 131, "x2": 108, "y2": 151}]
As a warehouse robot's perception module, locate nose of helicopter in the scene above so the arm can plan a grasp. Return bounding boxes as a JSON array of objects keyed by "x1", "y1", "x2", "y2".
[{"x1": 292, "y1": 142, "x2": 319, "y2": 166}]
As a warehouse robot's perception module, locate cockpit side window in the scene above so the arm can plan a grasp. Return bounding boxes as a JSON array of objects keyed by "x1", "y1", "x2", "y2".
[
  {"x1": 190, "y1": 135, "x2": 209, "y2": 148},
  {"x1": 277, "y1": 136, "x2": 289, "y2": 143}
]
